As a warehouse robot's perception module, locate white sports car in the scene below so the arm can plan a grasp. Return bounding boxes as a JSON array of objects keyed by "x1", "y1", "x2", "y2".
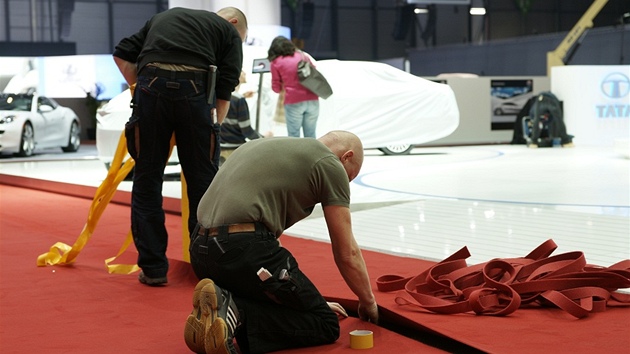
[
  {"x1": 96, "y1": 60, "x2": 459, "y2": 166},
  {"x1": 0, "y1": 93, "x2": 81, "y2": 157}
]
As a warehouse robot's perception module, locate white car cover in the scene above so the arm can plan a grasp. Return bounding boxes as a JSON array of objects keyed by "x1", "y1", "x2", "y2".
[{"x1": 314, "y1": 60, "x2": 459, "y2": 149}]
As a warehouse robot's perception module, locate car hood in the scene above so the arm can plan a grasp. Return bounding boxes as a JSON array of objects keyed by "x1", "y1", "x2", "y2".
[{"x1": 0, "y1": 110, "x2": 29, "y2": 119}]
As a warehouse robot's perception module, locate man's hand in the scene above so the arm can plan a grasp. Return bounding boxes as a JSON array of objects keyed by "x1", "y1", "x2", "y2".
[
  {"x1": 328, "y1": 302, "x2": 348, "y2": 318},
  {"x1": 323, "y1": 205, "x2": 378, "y2": 325},
  {"x1": 358, "y1": 301, "x2": 379, "y2": 324}
]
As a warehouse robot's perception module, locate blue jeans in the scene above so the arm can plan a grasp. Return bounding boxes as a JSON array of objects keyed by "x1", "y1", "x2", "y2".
[
  {"x1": 284, "y1": 100, "x2": 319, "y2": 138},
  {"x1": 126, "y1": 67, "x2": 220, "y2": 278},
  {"x1": 189, "y1": 223, "x2": 339, "y2": 354}
]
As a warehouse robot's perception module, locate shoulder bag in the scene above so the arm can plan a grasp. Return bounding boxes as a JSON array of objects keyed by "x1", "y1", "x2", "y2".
[{"x1": 297, "y1": 51, "x2": 333, "y2": 99}]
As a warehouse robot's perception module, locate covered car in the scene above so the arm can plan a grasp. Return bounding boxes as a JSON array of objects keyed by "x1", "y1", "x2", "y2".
[
  {"x1": 314, "y1": 60, "x2": 459, "y2": 154},
  {"x1": 0, "y1": 93, "x2": 81, "y2": 157}
]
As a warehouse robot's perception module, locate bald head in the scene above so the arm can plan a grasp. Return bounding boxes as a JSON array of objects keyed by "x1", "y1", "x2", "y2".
[
  {"x1": 217, "y1": 7, "x2": 248, "y2": 42},
  {"x1": 318, "y1": 130, "x2": 364, "y2": 181}
]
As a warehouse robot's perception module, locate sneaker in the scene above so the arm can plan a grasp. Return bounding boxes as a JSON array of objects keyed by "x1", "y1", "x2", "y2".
[
  {"x1": 184, "y1": 278, "x2": 240, "y2": 354},
  {"x1": 138, "y1": 271, "x2": 167, "y2": 286},
  {"x1": 184, "y1": 279, "x2": 213, "y2": 354}
]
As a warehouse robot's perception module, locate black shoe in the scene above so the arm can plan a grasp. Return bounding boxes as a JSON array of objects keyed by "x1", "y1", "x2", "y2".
[
  {"x1": 138, "y1": 271, "x2": 167, "y2": 286},
  {"x1": 184, "y1": 278, "x2": 240, "y2": 354}
]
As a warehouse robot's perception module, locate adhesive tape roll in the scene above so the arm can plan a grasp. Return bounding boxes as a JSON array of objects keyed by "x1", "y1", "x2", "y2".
[{"x1": 349, "y1": 330, "x2": 373, "y2": 349}]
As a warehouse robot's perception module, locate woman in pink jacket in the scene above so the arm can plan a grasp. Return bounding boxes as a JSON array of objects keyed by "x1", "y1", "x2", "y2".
[{"x1": 268, "y1": 36, "x2": 319, "y2": 138}]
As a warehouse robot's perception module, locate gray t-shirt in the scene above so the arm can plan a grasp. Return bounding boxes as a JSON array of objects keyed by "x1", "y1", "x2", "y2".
[{"x1": 197, "y1": 137, "x2": 350, "y2": 236}]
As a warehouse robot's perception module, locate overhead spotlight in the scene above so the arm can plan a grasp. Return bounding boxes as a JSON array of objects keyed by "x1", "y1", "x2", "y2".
[{"x1": 470, "y1": 7, "x2": 486, "y2": 16}]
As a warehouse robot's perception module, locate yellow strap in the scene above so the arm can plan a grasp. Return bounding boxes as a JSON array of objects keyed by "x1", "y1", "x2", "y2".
[
  {"x1": 36, "y1": 130, "x2": 178, "y2": 272},
  {"x1": 37, "y1": 84, "x2": 181, "y2": 275},
  {"x1": 37, "y1": 242, "x2": 72, "y2": 266},
  {"x1": 36, "y1": 129, "x2": 135, "y2": 267},
  {"x1": 105, "y1": 230, "x2": 140, "y2": 274}
]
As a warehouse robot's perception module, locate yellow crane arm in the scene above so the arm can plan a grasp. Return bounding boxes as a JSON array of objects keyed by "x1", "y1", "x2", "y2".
[{"x1": 546, "y1": 0, "x2": 609, "y2": 75}]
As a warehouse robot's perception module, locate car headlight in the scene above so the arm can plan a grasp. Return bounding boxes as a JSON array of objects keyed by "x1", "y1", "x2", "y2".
[{"x1": 0, "y1": 115, "x2": 17, "y2": 124}]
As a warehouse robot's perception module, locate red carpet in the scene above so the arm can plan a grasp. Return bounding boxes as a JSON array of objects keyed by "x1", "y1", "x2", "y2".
[
  {"x1": 1, "y1": 183, "x2": 629, "y2": 353},
  {"x1": 0, "y1": 184, "x2": 442, "y2": 353}
]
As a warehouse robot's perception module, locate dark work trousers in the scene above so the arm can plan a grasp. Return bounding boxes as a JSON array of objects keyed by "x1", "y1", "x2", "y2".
[
  {"x1": 189, "y1": 222, "x2": 340, "y2": 354},
  {"x1": 126, "y1": 67, "x2": 220, "y2": 279}
]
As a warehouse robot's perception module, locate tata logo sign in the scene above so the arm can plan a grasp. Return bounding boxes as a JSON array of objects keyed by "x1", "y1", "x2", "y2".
[
  {"x1": 596, "y1": 72, "x2": 630, "y2": 118},
  {"x1": 601, "y1": 72, "x2": 630, "y2": 98}
]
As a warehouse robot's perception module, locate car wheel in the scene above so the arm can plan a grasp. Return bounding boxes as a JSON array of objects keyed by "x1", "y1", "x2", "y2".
[
  {"x1": 378, "y1": 144, "x2": 413, "y2": 155},
  {"x1": 62, "y1": 120, "x2": 81, "y2": 152},
  {"x1": 16, "y1": 122, "x2": 35, "y2": 157}
]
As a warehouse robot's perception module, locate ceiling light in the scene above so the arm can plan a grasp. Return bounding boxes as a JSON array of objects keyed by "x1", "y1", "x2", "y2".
[{"x1": 470, "y1": 7, "x2": 486, "y2": 16}]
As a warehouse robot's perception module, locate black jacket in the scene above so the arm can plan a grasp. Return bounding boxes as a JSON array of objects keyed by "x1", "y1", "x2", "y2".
[{"x1": 113, "y1": 7, "x2": 243, "y2": 101}]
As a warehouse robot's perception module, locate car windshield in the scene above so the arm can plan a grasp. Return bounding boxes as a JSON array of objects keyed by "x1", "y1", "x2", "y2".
[{"x1": 0, "y1": 94, "x2": 32, "y2": 111}]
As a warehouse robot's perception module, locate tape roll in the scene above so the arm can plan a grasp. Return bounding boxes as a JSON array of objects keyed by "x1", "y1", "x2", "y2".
[{"x1": 349, "y1": 330, "x2": 373, "y2": 349}]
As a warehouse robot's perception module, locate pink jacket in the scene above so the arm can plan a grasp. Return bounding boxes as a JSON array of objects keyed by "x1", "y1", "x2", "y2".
[{"x1": 270, "y1": 51, "x2": 319, "y2": 105}]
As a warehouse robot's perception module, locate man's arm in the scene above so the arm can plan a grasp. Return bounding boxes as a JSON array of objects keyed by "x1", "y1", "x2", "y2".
[
  {"x1": 215, "y1": 98, "x2": 230, "y2": 125},
  {"x1": 113, "y1": 56, "x2": 137, "y2": 87},
  {"x1": 323, "y1": 204, "x2": 379, "y2": 323},
  {"x1": 269, "y1": 62, "x2": 283, "y2": 94}
]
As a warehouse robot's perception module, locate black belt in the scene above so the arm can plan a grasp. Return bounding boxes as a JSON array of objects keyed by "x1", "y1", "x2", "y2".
[
  {"x1": 142, "y1": 66, "x2": 205, "y2": 81},
  {"x1": 197, "y1": 223, "x2": 257, "y2": 237}
]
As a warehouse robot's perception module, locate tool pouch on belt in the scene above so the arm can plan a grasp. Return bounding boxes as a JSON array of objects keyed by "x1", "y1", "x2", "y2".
[
  {"x1": 124, "y1": 113, "x2": 140, "y2": 160},
  {"x1": 207, "y1": 65, "x2": 217, "y2": 105},
  {"x1": 260, "y1": 266, "x2": 305, "y2": 310}
]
